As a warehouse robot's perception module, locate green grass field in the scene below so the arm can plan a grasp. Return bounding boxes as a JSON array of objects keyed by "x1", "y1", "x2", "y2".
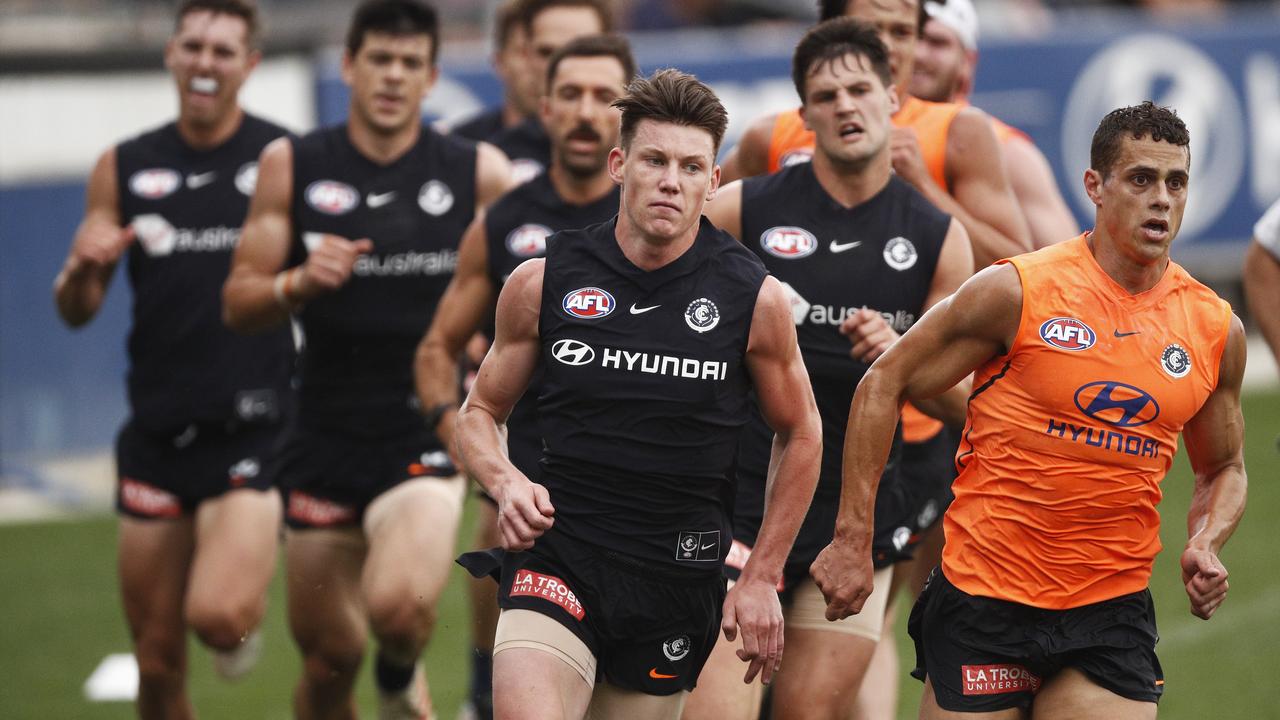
[{"x1": 2, "y1": 389, "x2": 1277, "y2": 719}]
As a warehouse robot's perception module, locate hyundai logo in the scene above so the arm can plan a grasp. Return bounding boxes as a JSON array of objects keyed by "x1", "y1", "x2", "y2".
[
  {"x1": 551, "y1": 339, "x2": 595, "y2": 366},
  {"x1": 1073, "y1": 381, "x2": 1160, "y2": 428}
]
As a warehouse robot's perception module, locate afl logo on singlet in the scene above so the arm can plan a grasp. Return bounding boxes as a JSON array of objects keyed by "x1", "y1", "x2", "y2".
[
  {"x1": 129, "y1": 169, "x2": 182, "y2": 200},
  {"x1": 506, "y1": 224, "x2": 551, "y2": 258},
  {"x1": 562, "y1": 287, "x2": 615, "y2": 319},
  {"x1": 1039, "y1": 317, "x2": 1096, "y2": 352},
  {"x1": 305, "y1": 180, "x2": 359, "y2": 215},
  {"x1": 760, "y1": 226, "x2": 818, "y2": 259}
]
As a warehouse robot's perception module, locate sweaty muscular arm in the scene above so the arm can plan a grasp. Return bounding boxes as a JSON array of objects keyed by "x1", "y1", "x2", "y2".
[
  {"x1": 893, "y1": 108, "x2": 1031, "y2": 268},
  {"x1": 414, "y1": 211, "x2": 497, "y2": 460},
  {"x1": 1004, "y1": 136, "x2": 1079, "y2": 249},
  {"x1": 1243, "y1": 241, "x2": 1280, "y2": 369},
  {"x1": 223, "y1": 138, "x2": 372, "y2": 333},
  {"x1": 455, "y1": 259, "x2": 552, "y2": 551},
  {"x1": 724, "y1": 277, "x2": 822, "y2": 686},
  {"x1": 812, "y1": 263, "x2": 1021, "y2": 620},
  {"x1": 1179, "y1": 315, "x2": 1247, "y2": 621},
  {"x1": 701, "y1": 179, "x2": 743, "y2": 240},
  {"x1": 719, "y1": 114, "x2": 777, "y2": 184},
  {"x1": 54, "y1": 148, "x2": 134, "y2": 327},
  {"x1": 841, "y1": 217, "x2": 974, "y2": 426},
  {"x1": 475, "y1": 141, "x2": 516, "y2": 210}
]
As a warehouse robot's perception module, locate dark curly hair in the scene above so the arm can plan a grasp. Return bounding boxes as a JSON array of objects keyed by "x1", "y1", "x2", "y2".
[
  {"x1": 1090, "y1": 101, "x2": 1191, "y2": 178},
  {"x1": 792, "y1": 17, "x2": 892, "y2": 102}
]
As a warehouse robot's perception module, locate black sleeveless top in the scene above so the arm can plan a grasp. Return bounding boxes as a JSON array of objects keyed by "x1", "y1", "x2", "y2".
[
  {"x1": 491, "y1": 118, "x2": 551, "y2": 185},
  {"x1": 288, "y1": 124, "x2": 477, "y2": 439},
  {"x1": 483, "y1": 173, "x2": 620, "y2": 481},
  {"x1": 116, "y1": 113, "x2": 293, "y2": 434},
  {"x1": 736, "y1": 164, "x2": 951, "y2": 569},
  {"x1": 537, "y1": 217, "x2": 767, "y2": 568}
]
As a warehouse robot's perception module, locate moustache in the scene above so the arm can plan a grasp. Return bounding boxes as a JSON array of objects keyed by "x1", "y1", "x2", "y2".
[{"x1": 565, "y1": 125, "x2": 602, "y2": 143}]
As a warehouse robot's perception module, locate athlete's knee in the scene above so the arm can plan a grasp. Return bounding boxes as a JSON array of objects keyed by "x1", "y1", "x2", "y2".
[
  {"x1": 367, "y1": 587, "x2": 435, "y2": 646},
  {"x1": 133, "y1": 630, "x2": 186, "y2": 689},
  {"x1": 300, "y1": 642, "x2": 365, "y2": 686},
  {"x1": 186, "y1": 599, "x2": 258, "y2": 651}
]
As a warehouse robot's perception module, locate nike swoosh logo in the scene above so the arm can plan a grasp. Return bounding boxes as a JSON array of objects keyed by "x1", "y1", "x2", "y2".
[
  {"x1": 649, "y1": 668, "x2": 678, "y2": 679},
  {"x1": 1114, "y1": 330, "x2": 1141, "y2": 337},
  {"x1": 630, "y1": 303, "x2": 660, "y2": 314},
  {"x1": 829, "y1": 239, "x2": 863, "y2": 253},
  {"x1": 186, "y1": 171, "x2": 216, "y2": 189},
  {"x1": 366, "y1": 191, "x2": 397, "y2": 208},
  {"x1": 701, "y1": 543, "x2": 715, "y2": 550}
]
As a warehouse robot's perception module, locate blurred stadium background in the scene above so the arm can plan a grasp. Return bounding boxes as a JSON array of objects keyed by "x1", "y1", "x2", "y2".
[{"x1": 1, "y1": 0, "x2": 1278, "y2": 718}]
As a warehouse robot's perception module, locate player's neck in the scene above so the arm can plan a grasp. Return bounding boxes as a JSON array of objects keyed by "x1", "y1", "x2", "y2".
[
  {"x1": 347, "y1": 116, "x2": 421, "y2": 166},
  {"x1": 1086, "y1": 230, "x2": 1171, "y2": 295},
  {"x1": 176, "y1": 106, "x2": 244, "y2": 150},
  {"x1": 614, "y1": 206, "x2": 697, "y2": 271},
  {"x1": 501, "y1": 101, "x2": 529, "y2": 129},
  {"x1": 811, "y1": 150, "x2": 891, "y2": 208},
  {"x1": 549, "y1": 164, "x2": 615, "y2": 205}
]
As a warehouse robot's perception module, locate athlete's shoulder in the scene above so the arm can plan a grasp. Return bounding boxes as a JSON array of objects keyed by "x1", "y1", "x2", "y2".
[
  {"x1": 292, "y1": 123, "x2": 345, "y2": 155},
  {"x1": 490, "y1": 171, "x2": 554, "y2": 214},
  {"x1": 701, "y1": 219, "x2": 767, "y2": 276},
  {"x1": 448, "y1": 108, "x2": 505, "y2": 143},
  {"x1": 545, "y1": 217, "x2": 613, "y2": 256},
  {"x1": 116, "y1": 121, "x2": 180, "y2": 156},
  {"x1": 239, "y1": 112, "x2": 294, "y2": 143},
  {"x1": 745, "y1": 159, "x2": 814, "y2": 197},
  {"x1": 885, "y1": 174, "x2": 950, "y2": 224},
  {"x1": 1167, "y1": 258, "x2": 1231, "y2": 312}
]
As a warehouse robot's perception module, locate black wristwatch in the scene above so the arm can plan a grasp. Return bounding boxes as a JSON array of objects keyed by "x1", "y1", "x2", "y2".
[{"x1": 423, "y1": 402, "x2": 457, "y2": 432}]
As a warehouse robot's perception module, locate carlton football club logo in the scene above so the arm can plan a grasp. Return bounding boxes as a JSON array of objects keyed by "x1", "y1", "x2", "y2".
[
  {"x1": 663, "y1": 635, "x2": 691, "y2": 662},
  {"x1": 1039, "y1": 317, "x2": 1097, "y2": 352},
  {"x1": 129, "y1": 168, "x2": 182, "y2": 200},
  {"x1": 1161, "y1": 344, "x2": 1192, "y2": 378},
  {"x1": 418, "y1": 180, "x2": 454, "y2": 216},
  {"x1": 234, "y1": 162, "x2": 258, "y2": 196},
  {"x1": 760, "y1": 226, "x2": 818, "y2": 259},
  {"x1": 882, "y1": 236, "x2": 918, "y2": 271},
  {"x1": 685, "y1": 298, "x2": 720, "y2": 333},
  {"x1": 562, "y1": 287, "x2": 615, "y2": 319},
  {"x1": 305, "y1": 180, "x2": 359, "y2": 215},
  {"x1": 506, "y1": 224, "x2": 552, "y2": 258}
]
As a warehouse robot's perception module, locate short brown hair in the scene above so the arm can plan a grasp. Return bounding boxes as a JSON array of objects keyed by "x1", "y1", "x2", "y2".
[
  {"x1": 516, "y1": 0, "x2": 613, "y2": 34},
  {"x1": 491, "y1": 0, "x2": 523, "y2": 52},
  {"x1": 792, "y1": 17, "x2": 892, "y2": 102},
  {"x1": 176, "y1": 0, "x2": 260, "y2": 48},
  {"x1": 546, "y1": 34, "x2": 636, "y2": 91},
  {"x1": 346, "y1": 0, "x2": 440, "y2": 64},
  {"x1": 1090, "y1": 101, "x2": 1191, "y2": 178},
  {"x1": 612, "y1": 69, "x2": 728, "y2": 155},
  {"x1": 818, "y1": 0, "x2": 927, "y2": 33}
]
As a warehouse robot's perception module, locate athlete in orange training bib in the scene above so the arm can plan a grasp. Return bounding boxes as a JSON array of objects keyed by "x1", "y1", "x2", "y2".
[{"x1": 813, "y1": 102, "x2": 1248, "y2": 719}]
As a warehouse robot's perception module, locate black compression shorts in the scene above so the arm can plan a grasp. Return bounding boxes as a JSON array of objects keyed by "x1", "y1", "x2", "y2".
[
  {"x1": 459, "y1": 528, "x2": 725, "y2": 695},
  {"x1": 909, "y1": 567, "x2": 1164, "y2": 712},
  {"x1": 115, "y1": 418, "x2": 280, "y2": 519}
]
